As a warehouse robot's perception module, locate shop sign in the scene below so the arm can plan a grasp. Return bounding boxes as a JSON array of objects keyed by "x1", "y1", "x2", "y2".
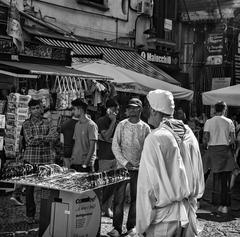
[
  {"x1": 206, "y1": 33, "x2": 224, "y2": 54},
  {"x1": 140, "y1": 51, "x2": 172, "y2": 64},
  {"x1": 206, "y1": 55, "x2": 223, "y2": 65},
  {"x1": 234, "y1": 54, "x2": 240, "y2": 84},
  {"x1": 238, "y1": 33, "x2": 240, "y2": 54},
  {"x1": 164, "y1": 19, "x2": 172, "y2": 31},
  {"x1": 0, "y1": 38, "x2": 70, "y2": 62},
  {"x1": 211, "y1": 77, "x2": 231, "y2": 90}
]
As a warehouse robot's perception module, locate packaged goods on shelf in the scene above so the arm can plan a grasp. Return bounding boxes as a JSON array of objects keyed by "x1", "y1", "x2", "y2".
[
  {"x1": 0, "y1": 115, "x2": 5, "y2": 129},
  {"x1": 4, "y1": 93, "x2": 31, "y2": 158},
  {"x1": 0, "y1": 100, "x2": 6, "y2": 114}
]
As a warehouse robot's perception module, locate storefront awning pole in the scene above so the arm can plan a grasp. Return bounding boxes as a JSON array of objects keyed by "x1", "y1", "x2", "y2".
[{"x1": 0, "y1": 70, "x2": 38, "y2": 79}]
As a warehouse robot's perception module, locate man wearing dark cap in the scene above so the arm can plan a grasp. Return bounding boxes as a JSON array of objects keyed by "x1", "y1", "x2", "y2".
[
  {"x1": 108, "y1": 98, "x2": 151, "y2": 237},
  {"x1": 70, "y1": 98, "x2": 98, "y2": 172}
]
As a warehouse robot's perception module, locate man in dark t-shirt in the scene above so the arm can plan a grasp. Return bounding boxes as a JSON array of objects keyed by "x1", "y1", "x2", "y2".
[
  {"x1": 97, "y1": 99, "x2": 119, "y2": 217},
  {"x1": 60, "y1": 115, "x2": 78, "y2": 168}
]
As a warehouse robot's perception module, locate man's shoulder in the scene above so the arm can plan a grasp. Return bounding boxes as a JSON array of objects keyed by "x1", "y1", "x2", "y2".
[
  {"x1": 87, "y1": 119, "x2": 98, "y2": 128},
  {"x1": 211, "y1": 116, "x2": 232, "y2": 124},
  {"x1": 139, "y1": 120, "x2": 150, "y2": 128},
  {"x1": 97, "y1": 115, "x2": 110, "y2": 125},
  {"x1": 117, "y1": 118, "x2": 128, "y2": 126}
]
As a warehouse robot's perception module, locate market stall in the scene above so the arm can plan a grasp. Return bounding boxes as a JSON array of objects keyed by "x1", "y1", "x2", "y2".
[
  {"x1": 72, "y1": 60, "x2": 194, "y2": 101},
  {"x1": 0, "y1": 163, "x2": 129, "y2": 237},
  {"x1": 202, "y1": 84, "x2": 240, "y2": 106}
]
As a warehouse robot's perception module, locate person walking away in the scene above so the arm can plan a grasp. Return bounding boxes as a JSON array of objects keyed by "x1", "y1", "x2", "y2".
[
  {"x1": 22, "y1": 99, "x2": 58, "y2": 224},
  {"x1": 203, "y1": 101, "x2": 237, "y2": 214},
  {"x1": 60, "y1": 111, "x2": 79, "y2": 169},
  {"x1": 108, "y1": 98, "x2": 151, "y2": 237},
  {"x1": 71, "y1": 99, "x2": 98, "y2": 172},
  {"x1": 97, "y1": 99, "x2": 119, "y2": 218},
  {"x1": 136, "y1": 89, "x2": 204, "y2": 237}
]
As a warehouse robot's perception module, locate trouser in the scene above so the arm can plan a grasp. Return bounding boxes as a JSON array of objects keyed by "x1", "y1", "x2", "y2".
[
  {"x1": 26, "y1": 186, "x2": 36, "y2": 218},
  {"x1": 113, "y1": 170, "x2": 138, "y2": 233},
  {"x1": 213, "y1": 172, "x2": 231, "y2": 206},
  {"x1": 99, "y1": 160, "x2": 117, "y2": 211},
  {"x1": 145, "y1": 221, "x2": 195, "y2": 237}
]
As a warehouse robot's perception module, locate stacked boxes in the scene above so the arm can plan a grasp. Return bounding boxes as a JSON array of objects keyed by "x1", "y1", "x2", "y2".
[{"x1": 4, "y1": 93, "x2": 31, "y2": 158}]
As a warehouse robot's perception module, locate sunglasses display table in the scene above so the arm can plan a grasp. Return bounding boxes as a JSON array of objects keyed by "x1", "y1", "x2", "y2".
[{"x1": 0, "y1": 165, "x2": 129, "y2": 237}]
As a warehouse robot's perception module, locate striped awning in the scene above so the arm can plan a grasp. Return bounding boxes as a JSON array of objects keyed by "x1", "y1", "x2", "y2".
[{"x1": 36, "y1": 36, "x2": 180, "y2": 85}]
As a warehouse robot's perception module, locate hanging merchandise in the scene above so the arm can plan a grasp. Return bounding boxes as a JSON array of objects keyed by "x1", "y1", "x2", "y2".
[
  {"x1": 4, "y1": 93, "x2": 31, "y2": 158},
  {"x1": 75, "y1": 77, "x2": 85, "y2": 99},
  {"x1": 67, "y1": 77, "x2": 78, "y2": 109},
  {"x1": 0, "y1": 115, "x2": 5, "y2": 129},
  {"x1": 55, "y1": 76, "x2": 69, "y2": 110},
  {"x1": 28, "y1": 88, "x2": 51, "y2": 110},
  {"x1": 0, "y1": 100, "x2": 6, "y2": 114}
]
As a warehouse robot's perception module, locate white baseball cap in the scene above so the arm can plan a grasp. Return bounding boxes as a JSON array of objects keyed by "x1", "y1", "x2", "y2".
[{"x1": 147, "y1": 89, "x2": 175, "y2": 116}]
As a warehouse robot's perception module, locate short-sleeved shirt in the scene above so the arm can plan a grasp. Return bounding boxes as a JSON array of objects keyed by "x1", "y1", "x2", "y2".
[
  {"x1": 97, "y1": 115, "x2": 115, "y2": 160},
  {"x1": 204, "y1": 115, "x2": 235, "y2": 146},
  {"x1": 60, "y1": 118, "x2": 78, "y2": 158},
  {"x1": 71, "y1": 118, "x2": 98, "y2": 165}
]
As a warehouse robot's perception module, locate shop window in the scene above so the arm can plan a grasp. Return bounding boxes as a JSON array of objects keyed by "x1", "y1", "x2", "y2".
[{"x1": 76, "y1": 0, "x2": 109, "y2": 11}]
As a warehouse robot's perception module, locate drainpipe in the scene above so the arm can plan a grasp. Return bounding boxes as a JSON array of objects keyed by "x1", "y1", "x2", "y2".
[{"x1": 116, "y1": 18, "x2": 118, "y2": 44}]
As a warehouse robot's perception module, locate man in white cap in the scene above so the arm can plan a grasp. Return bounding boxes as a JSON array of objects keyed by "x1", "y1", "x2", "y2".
[{"x1": 136, "y1": 89, "x2": 205, "y2": 237}]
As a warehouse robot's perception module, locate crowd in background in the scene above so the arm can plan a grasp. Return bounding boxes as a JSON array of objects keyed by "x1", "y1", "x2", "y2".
[{"x1": 2, "y1": 89, "x2": 240, "y2": 237}]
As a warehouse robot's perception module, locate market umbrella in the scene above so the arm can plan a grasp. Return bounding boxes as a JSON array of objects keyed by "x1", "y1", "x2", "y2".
[
  {"x1": 73, "y1": 61, "x2": 193, "y2": 101},
  {"x1": 202, "y1": 84, "x2": 240, "y2": 106}
]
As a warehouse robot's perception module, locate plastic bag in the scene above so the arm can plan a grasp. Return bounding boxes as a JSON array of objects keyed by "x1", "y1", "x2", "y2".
[{"x1": 55, "y1": 76, "x2": 68, "y2": 110}]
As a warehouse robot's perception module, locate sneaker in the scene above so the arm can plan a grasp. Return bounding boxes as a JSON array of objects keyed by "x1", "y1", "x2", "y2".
[
  {"x1": 221, "y1": 206, "x2": 228, "y2": 214},
  {"x1": 126, "y1": 228, "x2": 138, "y2": 237},
  {"x1": 108, "y1": 228, "x2": 121, "y2": 237},
  {"x1": 10, "y1": 196, "x2": 24, "y2": 206}
]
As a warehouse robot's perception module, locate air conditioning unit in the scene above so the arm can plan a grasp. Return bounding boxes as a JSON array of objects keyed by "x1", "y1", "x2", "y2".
[{"x1": 136, "y1": 0, "x2": 153, "y2": 16}]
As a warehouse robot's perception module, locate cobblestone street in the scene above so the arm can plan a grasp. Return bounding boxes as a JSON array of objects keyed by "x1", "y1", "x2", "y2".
[{"x1": 0, "y1": 174, "x2": 240, "y2": 237}]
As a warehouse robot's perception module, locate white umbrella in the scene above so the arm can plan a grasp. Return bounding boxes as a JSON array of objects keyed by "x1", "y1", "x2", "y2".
[{"x1": 202, "y1": 84, "x2": 240, "y2": 106}]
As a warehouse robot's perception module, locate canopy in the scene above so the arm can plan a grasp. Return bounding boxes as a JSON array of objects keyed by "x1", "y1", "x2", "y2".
[
  {"x1": 73, "y1": 61, "x2": 193, "y2": 101},
  {"x1": 202, "y1": 84, "x2": 240, "y2": 106},
  {"x1": 0, "y1": 61, "x2": 110, "y2": 80}
]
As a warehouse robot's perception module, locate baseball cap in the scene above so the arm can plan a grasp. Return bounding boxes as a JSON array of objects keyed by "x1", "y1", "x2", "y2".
[
  {"x1": 127, "y1": 98, "x2": 142, "y2": 108},
  {"x1": 147, "y1": 89, "x2": 175, "y2": 115}
]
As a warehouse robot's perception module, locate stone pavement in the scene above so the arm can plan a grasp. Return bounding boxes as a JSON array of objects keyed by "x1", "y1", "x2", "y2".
[{"x1": 0, "y1": 174, "x2": 240, "y2": 237}]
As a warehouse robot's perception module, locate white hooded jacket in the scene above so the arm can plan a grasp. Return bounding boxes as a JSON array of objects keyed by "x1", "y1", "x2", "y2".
[{"x1": 136, "y1": 119, "x2": 205, "y2": 235}]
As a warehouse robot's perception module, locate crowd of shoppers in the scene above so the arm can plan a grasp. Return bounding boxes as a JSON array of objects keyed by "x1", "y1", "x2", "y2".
[{"x1": 4, "y1": 88, "x2": 240, "y2": 236}]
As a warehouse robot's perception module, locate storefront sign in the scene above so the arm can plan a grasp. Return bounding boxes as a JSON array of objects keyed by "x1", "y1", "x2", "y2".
[
  {"x1": 0, "y1": 38, "x2": 71, "y2": 64},
  {"x1": 140, "y1": 51, "x2": 172, "y2": 64},
  {"x1": 238, "y1": 33, "x2": 240, "y2": 54},
  {"x1": 164, "y1": 19, "x2": 172, "y2": 31},
  {"x1": 211, "y1": 77, "x2": 231, "y2": 90},
  {"x1": 207, "y1": 33, "x2": 224, "y2": 54},
  {"x1": 235, "y1": 54, "x2": 240, "y2": 84},
  {"x1": 205, "y1": 33, "x2": 226, "y2": 65},
  {"x1": 206, "y1": 55, "x2": 223, "y2": 65}
]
